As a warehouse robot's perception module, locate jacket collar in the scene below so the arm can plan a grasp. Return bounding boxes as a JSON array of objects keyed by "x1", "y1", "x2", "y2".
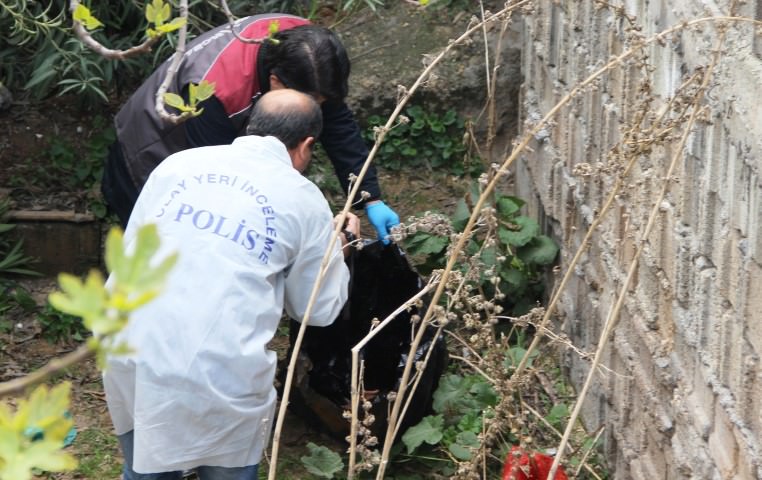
[{"x1": 232, "y1": 135, "x2": 294, "y2": 168}]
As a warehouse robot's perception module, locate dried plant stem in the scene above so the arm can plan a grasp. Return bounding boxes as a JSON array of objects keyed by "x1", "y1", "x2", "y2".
[
  {"x1": 574, "y1": 426, "x2": 606, "y2": 478},
  {"x1": 152, "y1": 1, "x2": 192, "y2": 124},
  {"x1": 268, "y1": 236, "x2": 349, "y2": 479},
  {"x1": 388, "y1": 324, "x2": 445, "y2": 443},
  {"x1": 445, "y1": 330, "x2": 485, "y2": 364},
  {"x1": 520, "y1": 401, "x2": 604, "y2": 480},
  {"x1": 485, "y1": 6, "x2": 512, "y2": 161},
  {"x1": 479, "y1": 0, "x2": 492, "y2": 99},
  {"x1": 348, "y1": 279, "x2": 439, "y2": 476},
  {"x1": 219, "y1": 0, "x2": 272, "y2": 44},
  {"x1": 450, "y1": 354, "x2": 496, "y2": 383},
  {"x1": 545, "y1": 16, "x2": 729, "y2": 480},
  {"x1": 0, "y1": 344, "x2": 92, "y2": 397}
]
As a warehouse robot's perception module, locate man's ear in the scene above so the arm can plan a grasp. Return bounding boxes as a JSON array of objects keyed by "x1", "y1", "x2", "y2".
[
  {"x1": 269, "y1": 74, "x2": 286, "y2": 90},
  {"x1": 293, "y1": 136, "x2": 315, "y2": 172}
]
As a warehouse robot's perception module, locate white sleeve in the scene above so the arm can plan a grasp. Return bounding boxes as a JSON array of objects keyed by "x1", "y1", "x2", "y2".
[{"x1": 283, "y1": 208, "x2": 349, "y2": 327}]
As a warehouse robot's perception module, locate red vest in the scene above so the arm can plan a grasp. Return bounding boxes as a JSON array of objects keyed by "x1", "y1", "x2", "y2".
[{"x1": 114, "y1": 14, "x2": 309, "y2": 189}]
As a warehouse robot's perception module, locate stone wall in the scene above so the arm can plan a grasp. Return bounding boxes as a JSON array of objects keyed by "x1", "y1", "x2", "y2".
[{"x1": 516, "y1": 1, "x2": 762, "y2": 478}]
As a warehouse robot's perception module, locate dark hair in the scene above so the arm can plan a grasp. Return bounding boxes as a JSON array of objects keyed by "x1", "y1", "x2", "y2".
[
  {"x1": 246, "y1": 92, "x2": 323, "y2": 149},
  {"x1": 261, "y1": 25, "x2": 350, "y2": 102}
]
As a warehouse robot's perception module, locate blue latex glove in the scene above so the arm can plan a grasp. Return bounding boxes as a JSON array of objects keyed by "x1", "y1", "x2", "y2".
[{"x1": 365, "y1": 201, "x2": 400, "y2": 245}]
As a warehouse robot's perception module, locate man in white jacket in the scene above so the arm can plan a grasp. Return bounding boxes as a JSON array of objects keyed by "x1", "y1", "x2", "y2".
[{"x1": 103, "y1": 89, "x2": 359, "y2": 480}]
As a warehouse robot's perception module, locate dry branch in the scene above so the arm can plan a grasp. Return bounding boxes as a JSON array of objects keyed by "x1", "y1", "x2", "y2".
[
  {"x1": 0, "y1": 344, "x2": 92, "y2": 397},
  {"x1": 68, "y1": 0, "x2": 163, "y2": 59}
]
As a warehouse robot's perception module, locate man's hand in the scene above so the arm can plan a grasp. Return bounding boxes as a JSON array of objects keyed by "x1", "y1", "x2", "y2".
[
  {"x1": 365, "y1": 200, "x2": 400, "y2": 245},
  {"x1": 334, "y1": 212, "x2": 361, "y2": 257}
]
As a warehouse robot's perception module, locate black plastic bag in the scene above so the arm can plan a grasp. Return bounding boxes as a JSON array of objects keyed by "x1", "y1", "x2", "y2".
[{"x1": 283, "y1": 241, "x2": 448, "y2": 443}]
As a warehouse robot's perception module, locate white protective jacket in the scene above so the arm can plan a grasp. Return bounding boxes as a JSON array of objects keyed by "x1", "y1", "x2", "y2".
[{"x1": 103, "y1": 135, "x2": 349, "y2": 473}]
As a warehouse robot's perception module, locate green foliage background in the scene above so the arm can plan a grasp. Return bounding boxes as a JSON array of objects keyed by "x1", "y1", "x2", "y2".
[{"x1": 0, "y1": 0, "x2": 308, "y2": 105}]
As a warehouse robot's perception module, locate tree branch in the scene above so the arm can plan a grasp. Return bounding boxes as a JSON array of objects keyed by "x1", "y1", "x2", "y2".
[{"x1": 0, "y1": 344, "x2": 93, "y2": 397}]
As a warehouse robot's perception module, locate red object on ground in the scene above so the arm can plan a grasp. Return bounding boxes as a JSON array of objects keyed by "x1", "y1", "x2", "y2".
[{"x1": 502, "y1": 446, "x2": 569, "y2": 480}]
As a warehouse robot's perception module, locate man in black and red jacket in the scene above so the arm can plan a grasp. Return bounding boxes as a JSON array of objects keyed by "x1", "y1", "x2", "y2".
[{"x1": 102, "y1": 13, "x2": 399, "y2": 242}]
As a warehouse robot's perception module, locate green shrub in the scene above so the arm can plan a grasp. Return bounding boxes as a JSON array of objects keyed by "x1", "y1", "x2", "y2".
[
  {"x1": 364, "y1": 105, "x2": 481, "y2": 175},
  {"x1": 37, "y1": 302, "x2": 88, "y2": 343},
  {"x1": 401, "y1": 189, "x2": 559, "y2": 315}
]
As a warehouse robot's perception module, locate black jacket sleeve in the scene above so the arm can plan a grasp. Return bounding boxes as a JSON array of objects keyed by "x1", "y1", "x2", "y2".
[
  {"x1": 184, "y1": 92, "x2": 238, "y2": 148},
  {"x1": 319, "y1": 101, "x2": 381, "y2": 206}
]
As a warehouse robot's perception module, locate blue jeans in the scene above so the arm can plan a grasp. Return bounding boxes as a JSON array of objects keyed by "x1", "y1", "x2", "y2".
[{"x1": 117, "y1": 430, "x2": 259, "y2": 480}]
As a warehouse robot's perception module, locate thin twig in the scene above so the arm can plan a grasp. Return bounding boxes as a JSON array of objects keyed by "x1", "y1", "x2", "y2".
[
  {"x1": 574, "y1": 426, "x2": 605, "y2": 478},
  {"x1": 347, "y1": 279, "x2": 439, "y2": 476},
  {"x1": 154, "y1": 1, "x2": 192, "y2": 124},
  {"x1": 69, "y1": 0, "x2": 162, "y2": 59},
  {"x1": 450, "y1": 354, "x2": 496, "y2": 384},
  {"x1": 219, "y1": 0, "x2": 272, "y2": 44},
  {"x1": 445, "y1": 329, "x2": 485, "y2": 364},
  {"x1": 485, "y1": 3, "x2": 512, "y2": 162},
  {"x1": 519, "y1": 401, "x2": 603, "y2": 480},
  {"x1": 0, "y1": 344, "x2": 92, "y2": 397}
]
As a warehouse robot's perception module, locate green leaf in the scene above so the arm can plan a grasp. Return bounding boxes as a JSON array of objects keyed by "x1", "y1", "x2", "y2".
[
  {"x1": 504, "y1": 346, "x2": 538, "y2": 369},
  {"x1": 480, "y1": 246, "x2": 497, "y2": 269},
  {"x1": 442, "y1": 109, "x2": 457, "y2": 125},
  {"x1": 146, "y1": 0, "x2": 170, "y2": 26},
  {"x1": 191, "y1": 80, "x2": 215, "y2": 103},
  {"x1": 268, "y1": 20, "x2": 281, "y2": 36},
  {"x1": 402, "y1": 415, "x2": 444, "y2": 454},
  {"x1": 414, "y1": 235, "x2": 448, "y2": 256},
  {"x1": 72, "y1": 4, "x2": 103, "y2": 30},
  {"x1": 498, "y1": 216, "x2": 539, "y2": 247},
  {"x1": 452, "y1": 198, "x2": 471, "y2": 232},
  {"x1": 23, "y1": 65, "x2": 59, "y2": 90},
  {"x1": 300, "y1": 442, "x2": 343, "y2": 478},
  {"x1": 456, "y1": 410, "x2": 483, "y2": 434},
  {"x1": 401, "y1": 146, "x2": 417, "y2": 156},
  {"x1": 469, "y1": 381, "x2": 498, "y2": 409},
  {"x1": 159, "y1": 2, "x2": 171, "y2": 25},
  {"x1": 448, "y1": 431, "x2": 480, "y2": 460},
  {"x1": 500, "y1": 267, "x2": 526, "y2": 289},
  {"x1": 163, "y1": 92, "x2": 191, "y2": 112},
  {"x1": 404, "y1": 231, "x2": 431, "y2": 248},
  {"x1": 518, "y1": 235, "x2": 559, "y2": 265},
  {"x1": 496, "y1": 196, "x2": 524, "y2": 219},
  {"x1": 432, "y1": 374, "x2": 474, "y2": 414},
  {"x1": 145, "y1": 1, "x2": 157, "y2": 22},
  {"x1": 0, "y1": 384, "x2": 77, "y2": 479},
  {"x1": 153, "y1": 17, "x2": 186, "y2": 35},
  {"x1": 48, "y1": 271, "x2": 107, "y2": 328},
  {"x1": 545, "y1": 403, "x2": 569, "y2": 429},
  {"x1": 468, "y1": 181, "x2": 482, "y2": 205}
]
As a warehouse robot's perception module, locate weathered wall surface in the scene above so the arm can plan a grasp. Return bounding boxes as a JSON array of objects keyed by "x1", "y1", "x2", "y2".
[
  {"x1": 338, "y1": 4, "x2": 521, "y2": 156},
  {"x1": 517, "y1": 0, "x2": 761, "y2": 478}
]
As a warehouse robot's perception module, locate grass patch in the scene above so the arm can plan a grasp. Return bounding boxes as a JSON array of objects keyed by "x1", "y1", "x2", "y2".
[{"x1": 70, "y1": 428, "x2": 122, "y2": 479}]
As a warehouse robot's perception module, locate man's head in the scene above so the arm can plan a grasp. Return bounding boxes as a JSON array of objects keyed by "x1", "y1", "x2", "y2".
[
  {"x1": 246, "y1": 89, "x2": 322, "y2": 172},
  {"x1": 261, "y1": 25, "x2": 350, "y2": 103}
]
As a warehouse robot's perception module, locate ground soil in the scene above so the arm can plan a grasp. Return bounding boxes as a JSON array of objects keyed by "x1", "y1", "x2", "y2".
[{"x1": 0, "y1": 94, "x2": 122, "y2": 213}]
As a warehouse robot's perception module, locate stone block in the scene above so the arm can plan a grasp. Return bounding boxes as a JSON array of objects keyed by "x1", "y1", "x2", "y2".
[{"x1": 8, "y1": 210, "x2": 102, "y2": 276}]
